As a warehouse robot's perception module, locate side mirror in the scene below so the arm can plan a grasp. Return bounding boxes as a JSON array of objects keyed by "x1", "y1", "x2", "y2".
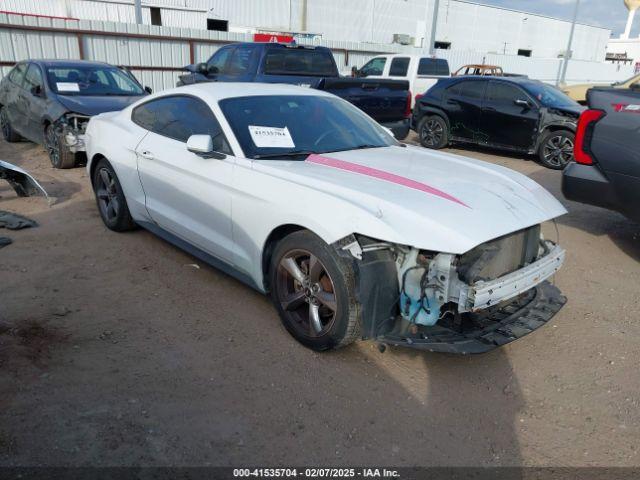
[
  {"x1": 514, "y1": 98, "x2": 531, "y2": 108},
  {"x1": 144, "y1": 86, "x2": 152, "y2": 94},
  {"x1": 186, "y1": 134, "x2": 226, "y2": 159},
  {"x1": 195, "y1": 62, "x2": 208, "y2": 74},
  {"x1": 630, "y1": 82, "x2": 640, "y2": 91},
  {"x1": 31, "y1": 85, "x2": 43, "y2": 97}
]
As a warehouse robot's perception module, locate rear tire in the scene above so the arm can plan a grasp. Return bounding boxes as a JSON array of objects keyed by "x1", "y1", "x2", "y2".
[
  {"x1": 418, "y1": 115, "x2": 448, "y2": 149},
  {"x1": 538, "y1": 130, "x2": 575, "y2": 170},
  {"x1": 45, "y1": 124, "x2": 77, "y2": 169},
  {"x1": 0, "y1": 106, "x2": 22, "y2": 142},
  {"x1": 269, "y1": 230, "x2": 360, "y2": 351},
  {"x1": 92, "y1": 158, "x2": 137, "y2": 232}
]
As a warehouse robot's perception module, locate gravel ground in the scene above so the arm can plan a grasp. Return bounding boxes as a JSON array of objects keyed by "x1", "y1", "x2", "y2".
[{"x1": 0, "y1": 134, "x2": 638, "y2": 467}]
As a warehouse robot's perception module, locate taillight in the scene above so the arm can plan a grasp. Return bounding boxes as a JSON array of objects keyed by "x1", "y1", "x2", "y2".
[
  {"x1": 574, "y1": 109, "x2": 605, "y2": 165},
  {"x1": 415, "y1": 93, "x2": 424, "y2": 103},
  {"x1": 405, "y1": 91, "x2": 412, "y2": 118}
]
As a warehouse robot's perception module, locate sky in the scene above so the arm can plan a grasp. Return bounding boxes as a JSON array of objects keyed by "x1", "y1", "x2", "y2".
[{"x1": 475, "y1": 0, "x2": 631, "y2": 36}]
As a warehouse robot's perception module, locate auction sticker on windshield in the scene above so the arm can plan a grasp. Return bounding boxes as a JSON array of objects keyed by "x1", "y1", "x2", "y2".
[
  {"x1": 248, "y1": 126, "x2": 295, "y2": 148},
  {"x1": 56, "y1": 82, "x2": 80, "y2": 92}
]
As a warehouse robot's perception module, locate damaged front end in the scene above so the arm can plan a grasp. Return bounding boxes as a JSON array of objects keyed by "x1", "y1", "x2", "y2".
[
  {"x1": 336, "y1": 227, "x2": 566, "y2": 354},
  {"x1": 53, "y1": 113, "x2": 90, "y2": 153}
]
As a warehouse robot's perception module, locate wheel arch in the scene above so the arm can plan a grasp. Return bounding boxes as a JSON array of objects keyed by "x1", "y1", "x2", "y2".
[
  {"x1": 261, "y1": 224, "x2": 308, "y2": 292},
  {"x1": 417, "y1": 107, "x2": 450, "y2": 130},
  {"x1": 88, "y1": 153, "x2": 108, "y2": 184},
  {"x1": 540, "y1": 123, "x2": 576, "y2": 134}
]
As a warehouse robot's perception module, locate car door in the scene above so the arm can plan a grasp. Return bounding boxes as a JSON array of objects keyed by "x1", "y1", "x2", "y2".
[
  {"x1": 481, "y1": 80, "x2": 540, "y2": 150},
  {"x1": 444, "y1": 79, "x2": 487, "y2": 142},
  {"x1": 20, "y1": 63, "x2": 48, "y2": 143},
  {"x1": 3, "y1": 63, "x2": 28, "y2": 135},
  {"x1": 132, "y1": 95, "x2": 237, "y2": 263}
]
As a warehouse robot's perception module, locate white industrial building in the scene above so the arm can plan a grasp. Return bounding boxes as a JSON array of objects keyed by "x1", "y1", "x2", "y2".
[{"x1": 2, "y1": 0, "x2": 611, "y2": 61}]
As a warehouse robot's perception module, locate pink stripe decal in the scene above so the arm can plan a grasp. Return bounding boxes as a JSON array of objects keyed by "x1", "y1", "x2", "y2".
[{"x1": 306, "y1": 154, "x2": 470, "y2": 208}]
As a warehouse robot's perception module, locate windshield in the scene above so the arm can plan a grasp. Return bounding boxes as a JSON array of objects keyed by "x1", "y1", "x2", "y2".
[
  {"x1": 526, "y1": 82, "x2": 577, "y2": 108},
  {"x1": 219, "y1": 95, "x2": 396, "y2": 159},
  {"x1": 46, "y1": 65, "x2": 144, "y2": 96}
]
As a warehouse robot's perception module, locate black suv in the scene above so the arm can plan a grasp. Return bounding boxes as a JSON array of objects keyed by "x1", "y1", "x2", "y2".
[{"x1": 412, "y1": 76, "x2": 584, "y2": 169}]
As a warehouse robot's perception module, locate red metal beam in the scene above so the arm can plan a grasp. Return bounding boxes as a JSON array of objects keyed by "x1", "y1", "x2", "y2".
[
  {"x1": 77, "y1": 33, "x2": 84, "y2": 59},
  {"x1": 0, "y1": 60, "x2": 183, "y2": 72},
  {"x1": 0, "y1": 10, "x2": 79, "y2": 21},
  {"x1": 189, "y1": 40, "x2": 195, "y2": 64}
]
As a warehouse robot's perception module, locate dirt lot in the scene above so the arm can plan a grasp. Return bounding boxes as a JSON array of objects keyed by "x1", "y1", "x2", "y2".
[{"x1": 0, "y1": 135, "x2": 638, "y2": 468}]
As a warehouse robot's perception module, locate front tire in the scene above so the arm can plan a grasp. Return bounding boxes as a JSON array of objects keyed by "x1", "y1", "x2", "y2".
[
  {"x1": 92, "y1": 158, "x2": 136, "y2": 232},
  {"x1": 269, "y1": 230, "x2": 360, "y2": 351},
  {"x1": 418, "y1": 115, "x2": 448, "y2": 149},
  {"x1": 0, "y1": 106, "x2": 21, "y2": 142},
  {"x1": 45, "y1": 124, "x2": 77, "y2": 169},
  {"x1": 538, "y1": 130, "x2": 575, "y2": 170}
]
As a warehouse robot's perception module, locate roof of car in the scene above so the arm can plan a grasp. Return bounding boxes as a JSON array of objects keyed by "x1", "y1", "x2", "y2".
[
  {"x1": 148, "y1": 82, "x2": 335, "y2": 104},
  {"x1": 446, "y1": 75, "x2": 542, "y2": 87},
  {"x1": 25, "y1": 59, "x2": 114, "y2": 68}
]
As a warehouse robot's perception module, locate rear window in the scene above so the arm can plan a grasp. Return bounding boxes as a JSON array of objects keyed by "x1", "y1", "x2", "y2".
[
  {"x1": 418, "y1": 58, "x2": 450, "y2": 76},
  {"x1": 389, "y1": 57, "x2": 410, "y2": 77},
  {"x1": 263, "y1": 49, "x2": 336, "y2": 77}
]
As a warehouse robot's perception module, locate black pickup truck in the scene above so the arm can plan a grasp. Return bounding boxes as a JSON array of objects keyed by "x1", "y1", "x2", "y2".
[
  {"x1": 562, "y1": 87, "x2": 640, "y2": 222},
  {"x1": 178, "y1": 42, "x2": 411, "y2": 139}
]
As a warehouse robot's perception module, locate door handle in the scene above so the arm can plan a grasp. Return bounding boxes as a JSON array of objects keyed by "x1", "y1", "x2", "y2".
[
  {"x1": 483, "y1": 106, "x2": 496, "y2": 112},
  {"x1": 138, "y1": 150, "x2": 155, "y2": 160}
]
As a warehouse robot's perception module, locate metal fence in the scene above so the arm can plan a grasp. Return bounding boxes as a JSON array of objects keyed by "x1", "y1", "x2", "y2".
[{"x1": 0, "y1": 11, "x2": 635, "y2": 93}]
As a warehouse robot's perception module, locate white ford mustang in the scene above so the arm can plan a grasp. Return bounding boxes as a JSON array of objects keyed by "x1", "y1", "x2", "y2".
[{"x1": 85, "y1": 83, "x2": 567, "y2": 354}]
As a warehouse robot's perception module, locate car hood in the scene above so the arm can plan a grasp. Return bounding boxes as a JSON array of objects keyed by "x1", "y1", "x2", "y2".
[
  {"x1": 547, "y1": 104, "x2": 584, "y2": 117},
  {"x1": 57, "y1": 95, "x2": 143, "y2": 116},
  {"x1": 254, "y1": 146, "x2": 567, "y2": 254}
]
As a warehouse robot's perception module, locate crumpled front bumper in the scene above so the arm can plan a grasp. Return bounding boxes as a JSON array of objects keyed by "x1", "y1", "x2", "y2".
[
  {"x1": 0, "y1": 159, "x2": 49, "y2": 198},
  {"x1": 380, "y1": 281, "x2": 566, "y2": 354},
  {"x1": 63, "y1": 130, "x2": 86, "y2": 153}
]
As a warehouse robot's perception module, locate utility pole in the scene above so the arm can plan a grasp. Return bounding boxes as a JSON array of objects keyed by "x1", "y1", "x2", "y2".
[
  {"x1": 134, "y1": 0, "x2": 143, "y2": 24},
  {"x1": 428, "y1": 0, "x2": 440, "y2": 55},
  {"x1": 558, "y1": 0, "x2": 580, "y2": 86}
]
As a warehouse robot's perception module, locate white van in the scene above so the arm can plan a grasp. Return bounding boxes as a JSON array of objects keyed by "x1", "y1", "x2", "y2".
[{"x1": 356, "y1": 54, "x2": 450, "y2": 108}]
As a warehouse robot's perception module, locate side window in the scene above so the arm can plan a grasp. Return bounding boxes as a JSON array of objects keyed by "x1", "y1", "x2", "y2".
[
  {"x1": 456, "y1": 80, "x2": 486, "y2": 99},
  {"x1": 360, "y1": 57, "x2": 386, "y2": 77},
  {"x1": 389, "y1": 57, "x2": 410, "y2": 77},
  {"x1": 486, "y1": 82, "x2": 527, "y2": 104},
  {"x1": 418, "y1": 58, "x2": 450, "y2": 76},
  {"x1": 23, "y1": 64, "x2": 44, "y2": 92},
  {"x1": 8, "y1": 63, "x2": 27, "y2": 86},
  {"x1": 207, "y1": 47, "x2": 233, "y2": 73},
  {"x1": 132, "y1": 96, "x2": 232, "y2": 154},
  {"x1": 226, "y1": 45, "x2": 257, "y2": 76},
  {"x1": 131, "y1": 101, "x2": 157, "y2": 131}
]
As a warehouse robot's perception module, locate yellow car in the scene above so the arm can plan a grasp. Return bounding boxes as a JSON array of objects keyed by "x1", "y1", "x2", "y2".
[{"x1": 562, "y1": 73, "x2": 640, "y2": 104}]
